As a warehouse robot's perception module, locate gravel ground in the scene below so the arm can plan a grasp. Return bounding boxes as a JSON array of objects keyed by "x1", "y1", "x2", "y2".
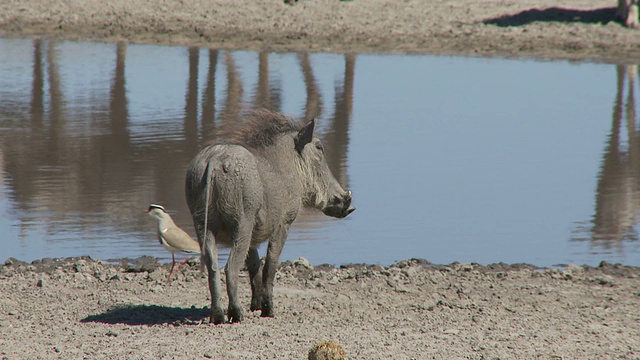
[{"x1": 1, "y1": 257, "x2": 639, "y2": 359}]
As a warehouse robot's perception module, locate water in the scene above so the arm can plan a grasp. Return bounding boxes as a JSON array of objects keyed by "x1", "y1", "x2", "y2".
[{"x1": 1, "y1": 38, "x2": 639, "y2": 267}]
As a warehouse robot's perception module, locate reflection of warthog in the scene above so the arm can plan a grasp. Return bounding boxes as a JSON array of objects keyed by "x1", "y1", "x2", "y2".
[{"x1": 185, "y1": 110, "x2": 355, "y2": 324}]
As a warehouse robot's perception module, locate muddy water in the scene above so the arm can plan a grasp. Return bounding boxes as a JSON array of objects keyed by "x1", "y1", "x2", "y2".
[{"x1": 1, "y1": 38, "x2": 639, "y2": 267}]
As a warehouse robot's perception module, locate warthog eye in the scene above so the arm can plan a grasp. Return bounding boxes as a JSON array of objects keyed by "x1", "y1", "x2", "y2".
[{"x1": 315, "y1": 143, "x2": 324, "y2": 153}]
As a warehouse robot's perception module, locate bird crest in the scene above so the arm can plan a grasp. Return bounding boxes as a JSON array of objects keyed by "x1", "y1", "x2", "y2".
[{"x1": 147, "y1": 204, "x2": 166, "y2": 212}]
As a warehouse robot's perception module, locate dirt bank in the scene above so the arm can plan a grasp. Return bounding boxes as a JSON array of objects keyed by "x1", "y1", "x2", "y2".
[
  {"x1": 1, "y1": 257, "x2": 639, "y2": 359},
  {"x1": 2, "y1": 0, "x2": 640, "y2": 63}
]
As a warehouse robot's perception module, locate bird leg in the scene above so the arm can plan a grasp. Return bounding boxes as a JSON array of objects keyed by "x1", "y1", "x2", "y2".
[
  {"x1": 166, "y1": 253, "x2": 177, "y2": 284},
  {"x1": 166, "y1": 255, "x2": 196, "y2": 284}
]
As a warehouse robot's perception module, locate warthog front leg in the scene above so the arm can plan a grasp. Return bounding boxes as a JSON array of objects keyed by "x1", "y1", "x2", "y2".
[
  {"x1": 225, "y1": 218, "x2": 254, "y2": 323},
  {"x1": 261, "y1": 225, "x2": 290, "y2": 317},
  {"x1": 247, "y1": 247, "x2": 263, "y2": 311},
  {"x1": 200, "y1": 228, "x2": 225, "y2": 324}
]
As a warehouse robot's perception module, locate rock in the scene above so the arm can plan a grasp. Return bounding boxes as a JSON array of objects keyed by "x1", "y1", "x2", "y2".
[
  {"x1": 458, "y1": 263, "x2": 474, "y2": 272},
  {"x1": 293, "y1": 257, "x2": 313, "y2": 270},
  {"x1": 591, "y1": 275, "x2": 615, "y2": 286},
  {"x1": 562, "y1": 264, "x2": 584, "y2": 280}
]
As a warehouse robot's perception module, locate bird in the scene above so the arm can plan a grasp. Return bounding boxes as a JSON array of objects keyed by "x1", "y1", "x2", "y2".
[{"x1": 147, "y1": 204, "x2": 201, "y2": 284}]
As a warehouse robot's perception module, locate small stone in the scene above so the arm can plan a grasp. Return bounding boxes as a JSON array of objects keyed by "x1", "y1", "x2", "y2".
[
  {"x1": 36, "y1": 279, "x2": 44, "y2": 287},
  {"x1": 8, "y1": 311, "x2": 17, "y2": 316},
  {"x1": 593, "y1": 275, "x2": 615, "y2": 286},
  {"x1": 293, "y1": 257, "x2": 313, "y2": 270},
  {"x1": 562, "y1": 264, "x2": 584, "y2": 280},
  {"x1": 105, "y1": 330, "x2": 118, "y2": 337},
  {"x1": 459, "y1": 263, "x2": 474, "y2": 272},
  {"x1": 204, "y1": 353, "x2": 213, "y2": 359}
]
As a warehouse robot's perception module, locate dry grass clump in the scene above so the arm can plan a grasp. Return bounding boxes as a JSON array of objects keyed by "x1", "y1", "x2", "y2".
[{"x1": 308, "y1": 340, "x2": 347, "y2": 360}]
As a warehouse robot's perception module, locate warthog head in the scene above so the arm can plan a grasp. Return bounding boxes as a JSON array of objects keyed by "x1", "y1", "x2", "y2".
[{"x1": 294, "y1": 119, "x2": 356, "y2": 219}]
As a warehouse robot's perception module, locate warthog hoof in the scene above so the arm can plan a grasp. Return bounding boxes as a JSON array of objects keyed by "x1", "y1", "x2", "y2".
[
  {"x1": 210, "y1": 308, "x2": 226, "y2": 325},
  {"x1": 261, "y1": 301, "x2": 274, "y2": 318},
  {"x1": 228, "y1": 304, "x2": 244, "y2": 323},
  {"x1": 250, "y1": 297, "x2": 262, "y2": 312}
]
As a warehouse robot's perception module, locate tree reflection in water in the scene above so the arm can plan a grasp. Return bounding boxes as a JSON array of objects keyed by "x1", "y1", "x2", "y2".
[{"x1": 0, "y1": 39, "x2": 355, "y2": 260}]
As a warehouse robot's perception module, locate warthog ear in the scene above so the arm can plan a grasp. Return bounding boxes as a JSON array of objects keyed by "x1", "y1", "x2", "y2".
[{"x1": 294, "y1": 118, "x2": 315, "y2": 154}]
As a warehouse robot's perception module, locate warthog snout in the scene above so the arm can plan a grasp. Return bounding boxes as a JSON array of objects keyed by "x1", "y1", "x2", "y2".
[{"x1": 323, "y1": 191, "x2": 356, "y2": 218}]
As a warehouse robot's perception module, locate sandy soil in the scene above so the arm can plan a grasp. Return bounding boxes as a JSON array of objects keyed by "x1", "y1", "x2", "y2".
[
  {"x1": 2, "y1": 1, "x2": 640, "y2": 359},
  {"x1": 1, "y1": 257, "x2": 639, "y2": 359},
  {"x1": 2, "y1": 0, "x2": 640, "y2": 63}
]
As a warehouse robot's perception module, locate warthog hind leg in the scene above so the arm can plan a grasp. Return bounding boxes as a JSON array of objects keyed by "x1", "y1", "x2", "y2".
[
  {"x1": 247, "y1": 247, "x2": 264, "y2": 311},
  {"x1": 201, "y1": 229, "x2": 225, "y2": 324},
  {"x1": 225, "y1": 218, "x2": 254, "y2": 323}
]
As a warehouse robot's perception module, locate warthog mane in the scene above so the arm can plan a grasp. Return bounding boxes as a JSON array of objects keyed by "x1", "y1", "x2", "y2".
[{"x1": 217, "y1": 109, "x2": 306, "y2": 149}]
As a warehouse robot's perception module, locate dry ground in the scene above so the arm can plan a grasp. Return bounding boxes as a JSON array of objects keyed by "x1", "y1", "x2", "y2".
[
  {"x1": 1, "y1": 257, "x2": 639, "y2": 359},
  {"x1": 2, "y1": 0, "x2": 640, "y2": 62}
]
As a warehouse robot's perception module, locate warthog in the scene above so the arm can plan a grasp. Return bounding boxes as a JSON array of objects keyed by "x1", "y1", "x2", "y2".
[{"x1": 185, "y1": 109, "x2": 355, "y2": 324}]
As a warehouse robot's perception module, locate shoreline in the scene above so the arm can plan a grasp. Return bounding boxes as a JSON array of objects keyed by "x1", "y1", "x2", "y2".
[
  {"x1": 2, "y1": 0, "x2": 640, "y2": 64},
  {"x1": 4, "y1": 254, "x2": 640, "y2": 274}
]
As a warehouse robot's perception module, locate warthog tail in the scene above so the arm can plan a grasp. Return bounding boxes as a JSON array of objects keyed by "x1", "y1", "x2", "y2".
[{"x1": 200, "y1": 161, "x2": 213, "y2": 272}]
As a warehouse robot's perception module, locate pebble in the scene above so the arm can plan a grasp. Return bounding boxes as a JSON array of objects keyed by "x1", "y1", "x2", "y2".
[
  {"x1": 592, "y1": 275, "x2": 615, "y2": 285},
  {"x1": 150, "y1": 286, "x2": 164, "y2": 293}
]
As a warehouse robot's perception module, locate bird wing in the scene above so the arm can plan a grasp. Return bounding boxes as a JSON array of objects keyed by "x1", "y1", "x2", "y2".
[{"x1": 161, "y1": 227, "x2": 201, "y2": 254}]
